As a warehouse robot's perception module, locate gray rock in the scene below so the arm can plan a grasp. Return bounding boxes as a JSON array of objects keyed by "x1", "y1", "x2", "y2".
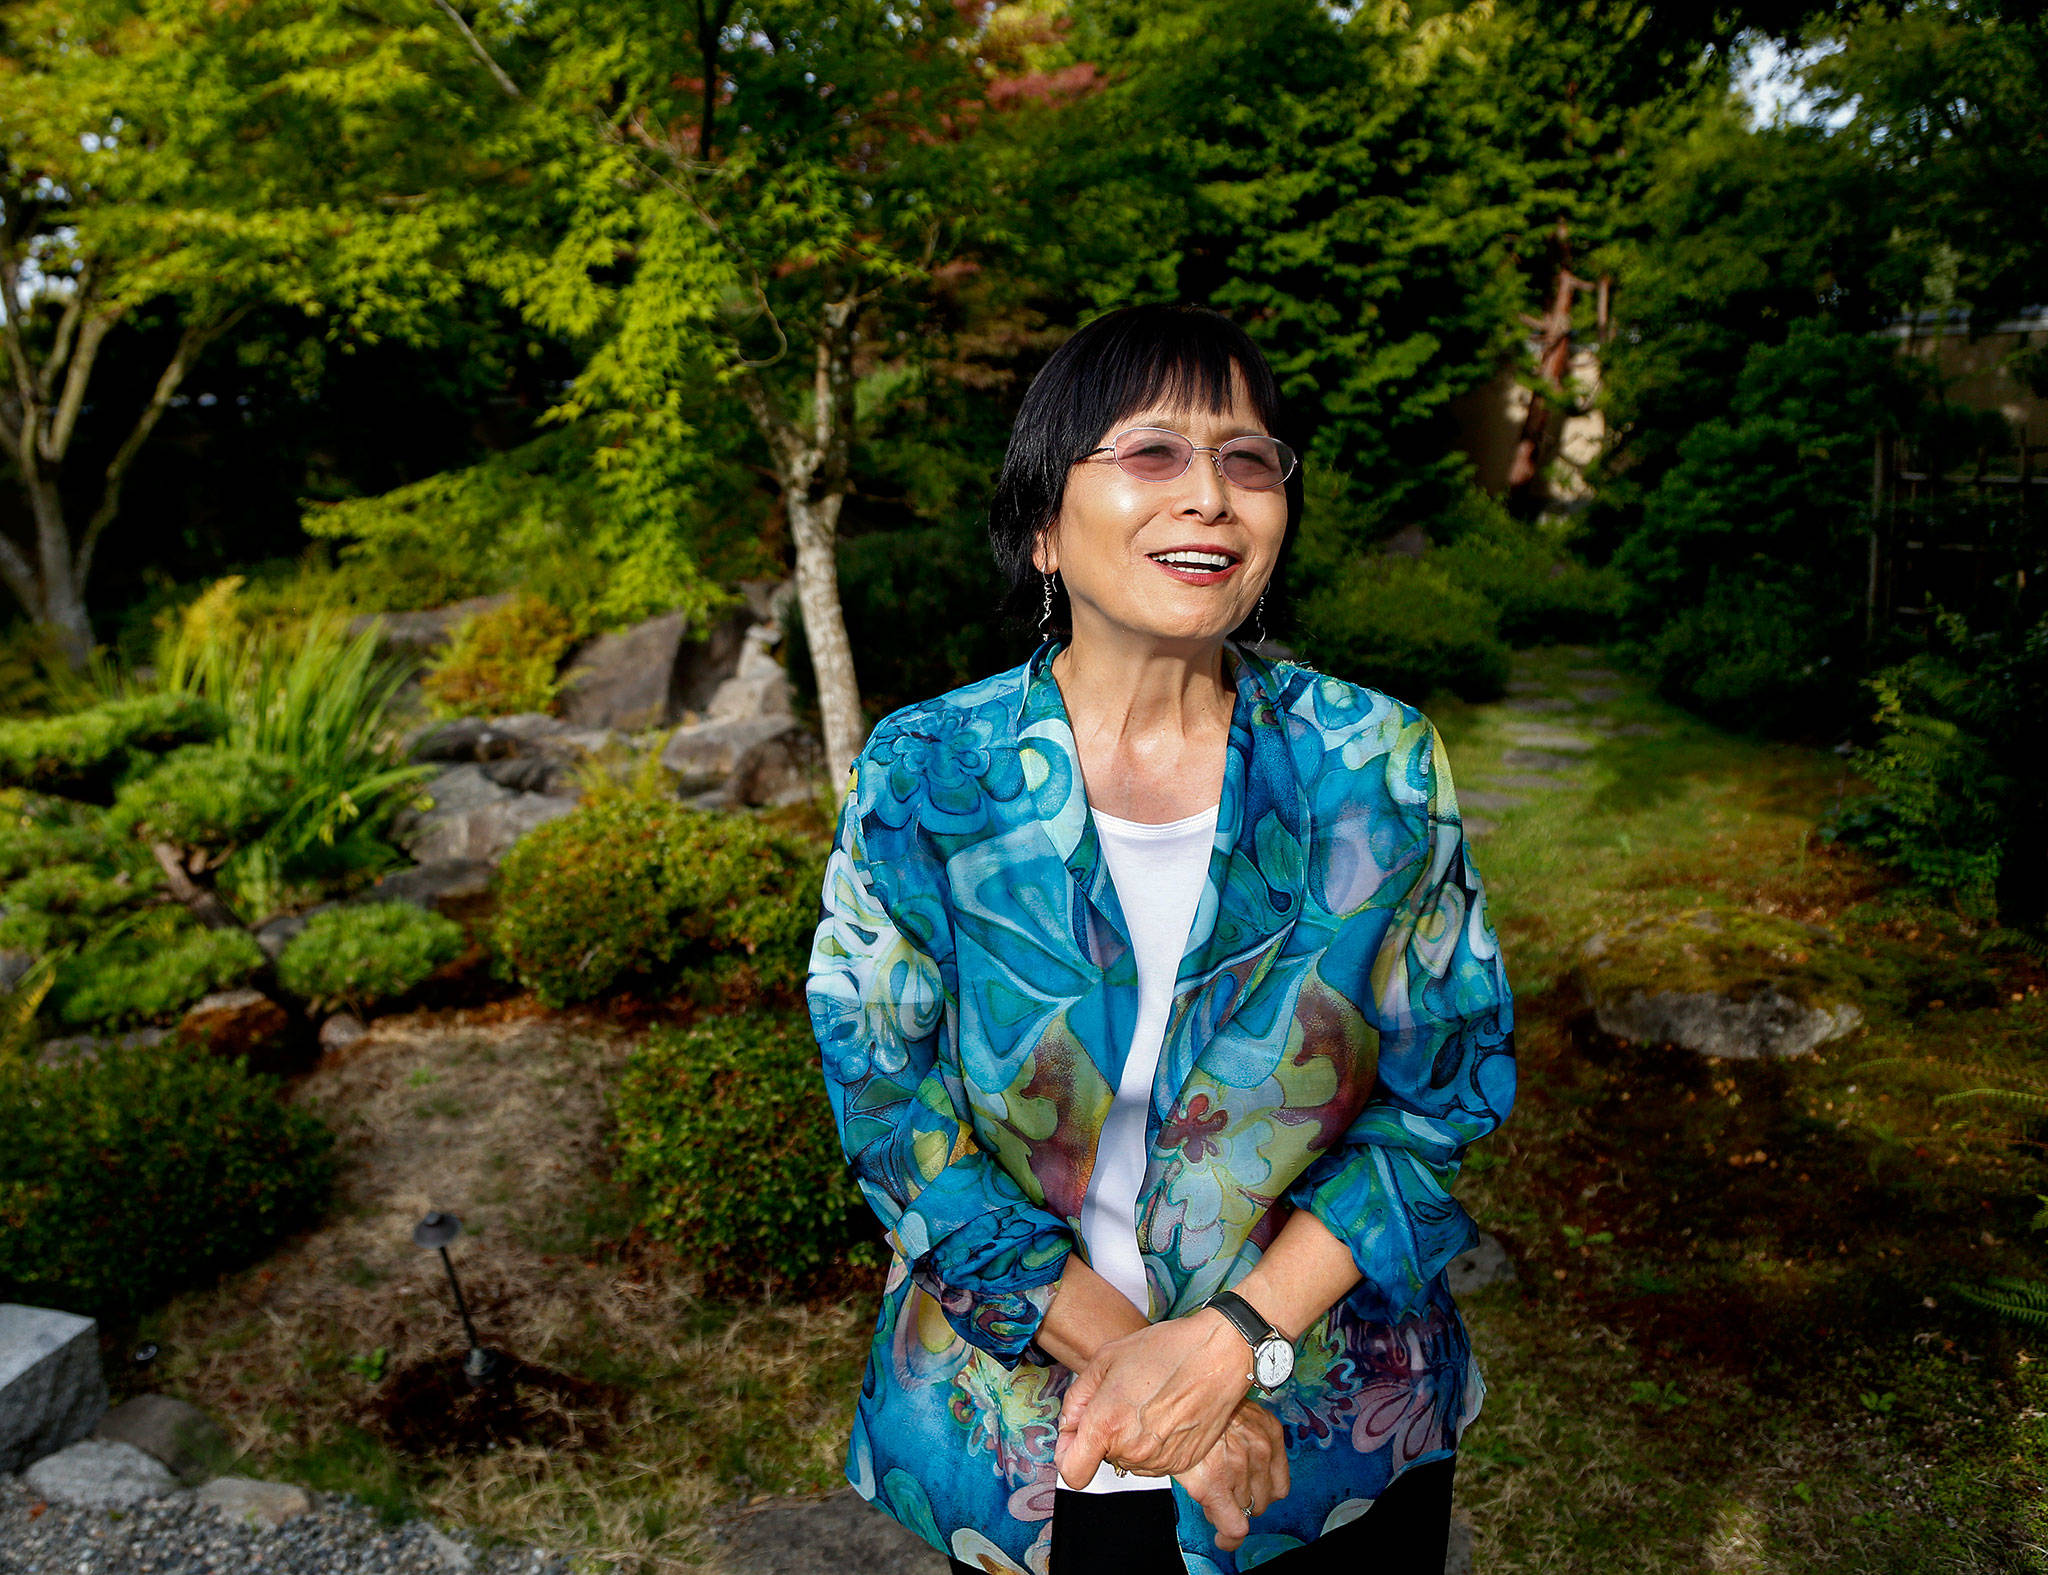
[
  {"x1": 1458, "y1": 790, "x2": 1524, "y2": 815},
  {"x1": 90, "y1": 1395, "x2": 230, "y2": 1487},
  {"x1": 402, "y1": 715, "x2": 540, "y2": 763},
  {"x1": 254, "y1": 912, "x2": 310, "y2": 960},
  {"x1": 1500, "y1": 695, "x2": 1574, "y2": 713},
  {"x1": 32, "y1": 1026, "x2": 168, "y2": 1068},
  {"x1": 675, "y1": 604, "x2": 763, "y2": 718},
  {"x1": 1571, "y1": 684, "x2": 1627, "y2": 704},
  {"x1": 557, "y1": 612, "x2": 690, "y2": 732},
  {"x1": 711, "y1": 1485, "x2": 949, "y2": 1574},
  {"x1": 1447, "y1": 1508, "x2": 1475, "y2": 1575},
  {"x1": 661, "y1": 715, "x2": 805, "y2": 795},
  {"x1": 362, "y1": 858, "x2": 495, "y2": 912},
  {"x1": 347, "y1": 594, "x2": 516, "y2": 655},
  {"x1": 22, "y1": 1439, "x2": 183, "y2": 1507},
  {"x1": 0, "y1": 1305, "x2": 107, "y2": 1475},
  {"x1": 424, "y1": 1520, "x2": 478, "y2": 1571},
  {"x1": 1472, "y1": 773, "x2": 1566, "y2": 791},
  {"x1": 703, "y1": 623, "x2": 794, "y2": 724},
  {"x1": 1595, "y1": 989, "x2": 1864, "y2": 1061},
  {"x1": 739, "y1": 576, "x2": 797, "y2": 634},
  {"x1": 1501, "y1": 725, "x2": 1595, "y2": 752},
  {"x1": 1445, "y1": 1232, "x2": 1519, "y2": 1296},
  {"x1": 0, "y1": 949, "x2": 30, "y2": 993},
  {"x1": 1462, "y1": 815, "x2": 1496, "y2": 839},
  {"x1": 318, "y1": 1013, "x2": 368, "y2": 1052},
  {"x1": 395, "y1": 768, "x2": 576, "y2": 863},
  {"x1": 194, "y1": 1475, "x2": 313, "y2": 1527}
]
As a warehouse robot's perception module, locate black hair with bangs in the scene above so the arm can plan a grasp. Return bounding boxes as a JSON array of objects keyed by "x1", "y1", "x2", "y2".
[{"x1": 988, "y1": 303, "x2": 1303, "y2": 644}]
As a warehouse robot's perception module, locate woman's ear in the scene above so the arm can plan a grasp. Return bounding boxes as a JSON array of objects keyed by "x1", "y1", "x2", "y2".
[{"x1": 1030, "y1": 527, "x2": 1059, "y2": 577}]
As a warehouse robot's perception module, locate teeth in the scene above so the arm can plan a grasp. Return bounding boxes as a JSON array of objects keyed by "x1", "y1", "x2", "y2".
[{"x1": 1151, "y1": 551, "x2": 1233, "y2": 569}]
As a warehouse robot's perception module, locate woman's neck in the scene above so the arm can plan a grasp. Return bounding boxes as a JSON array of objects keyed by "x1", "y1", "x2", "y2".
[{"x1": 1049, "y1": 620, "x2": 1234, "y2": 821}]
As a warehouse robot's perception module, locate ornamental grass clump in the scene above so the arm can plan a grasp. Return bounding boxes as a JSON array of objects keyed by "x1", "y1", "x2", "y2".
[
  {"x1": 275, "y1": 901, "x2": 466, "y2": 1014},
  {"x1": 610, "y1": 1012, "x2": 874, "y2": 1295},
  {"x1": 490, "y1": 796, "x2": 826, "y2": 1009},
  {"x1": 420, "y1": 594, "x2": 576, "y2": 719},
  {"x1": 0, "y1": 1038, "x2": 336, "y2": 1320}
]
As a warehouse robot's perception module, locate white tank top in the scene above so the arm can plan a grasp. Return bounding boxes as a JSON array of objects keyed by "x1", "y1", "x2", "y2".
[{"x1": 1070, "y1": 798, "x2": 1218, "y2": 1494}]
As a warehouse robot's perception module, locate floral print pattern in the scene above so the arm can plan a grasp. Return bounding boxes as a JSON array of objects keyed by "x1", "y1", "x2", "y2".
[{"x1": 806, "y1": 637, "x2": 1516, "y2": 1573}]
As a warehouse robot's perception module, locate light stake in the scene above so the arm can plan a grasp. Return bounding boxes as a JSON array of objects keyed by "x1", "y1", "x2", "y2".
[{"x1": 412, "y1": 1209, "x2": 508, "y2": 1387}]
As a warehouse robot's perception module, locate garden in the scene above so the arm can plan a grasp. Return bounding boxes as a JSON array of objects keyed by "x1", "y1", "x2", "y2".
[{"x1": 3, "y1": 0, "x2": 2045, "y2": 1570}]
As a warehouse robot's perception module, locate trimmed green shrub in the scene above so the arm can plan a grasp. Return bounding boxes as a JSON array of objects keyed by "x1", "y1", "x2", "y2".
[
  {"x1": 421, "y1": 593, "x2": 577, "y2": 719},
  {"x1": 1294, "y1": 554, "x2": 1512, "y2": 705},
  {"x1": 491, "y1": 797, "x2": 827, "y2": 1009},
  {"x1": 57, "y1": 923, "x2": 267, "y2": 1028},
  {"x1": 0, "y1": 863, "x2": 148, "y2": 955},
  {"x1": 0, "y1": 1038, "x2": 336, "y2": 1319},
  {"x1": 108, "y1": 745, "x2": 294, "y2": 854},
  {"x1": 0, "y1": 693, "x2": 223, "y2": 799},
  {"x1": 0, "y1": 801, "x2": 106, "y2": 882},
  {"x1": 1432, "y1": 492, "x2": 1629, "y2": 646},
  {"x1": 276, "y1": 901, "x2": 465, "y2": 1013},
  {"x1": 611, "y1": 1012, "x2": 873, "y2": 1293}
]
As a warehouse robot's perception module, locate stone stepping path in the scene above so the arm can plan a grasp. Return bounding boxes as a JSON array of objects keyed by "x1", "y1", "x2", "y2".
[{"x1": 1498, "y1": 747, "x2": 1591, "y2": 773}]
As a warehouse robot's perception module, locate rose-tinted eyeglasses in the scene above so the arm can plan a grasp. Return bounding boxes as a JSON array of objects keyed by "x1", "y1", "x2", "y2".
[{"x1": 1080, "y1": 427, "x2": 1299, "y2": 491}]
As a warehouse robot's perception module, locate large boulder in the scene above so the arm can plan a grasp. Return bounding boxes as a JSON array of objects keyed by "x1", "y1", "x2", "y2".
[
  {"x1": 175, "y1": 988, "x2": 298, "y2": 1076},
  {"x1": 399, "y1": 714, "x2": 632, "y2": 798},
  {"x1": 557, "y1": 603, "x2": 760, "y2": 731},
  {"x1": 662, "y1": 715, "x2": 821, "y2": 808},
  {"x1": 390, "y1": 765, "x2": 579, "y2": 865},
  {"x1": 1576, "y1": 907, "x2": 1868, "y2": 1060},
  {"x1": 346, "y1": 593, "x2": 516, "y2": 655},
  {"x1": 0, "y1": 1304, "x2": 108, "y2": 1475}
]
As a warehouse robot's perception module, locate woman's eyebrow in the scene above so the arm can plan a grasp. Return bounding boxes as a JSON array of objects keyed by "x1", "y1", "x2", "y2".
[{"x1": 1119, "y1": 410, "x2": 1268, "y2": 438}]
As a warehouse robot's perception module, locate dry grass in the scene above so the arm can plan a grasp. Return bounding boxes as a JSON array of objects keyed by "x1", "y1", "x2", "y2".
[{"x1": 138, "y1": 1004, "x2": 873, "y2": 1574}]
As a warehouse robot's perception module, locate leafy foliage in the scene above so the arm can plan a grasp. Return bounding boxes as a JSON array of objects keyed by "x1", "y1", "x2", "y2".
[
  {"x1": 0, "y1": 1038, "x2": 335, "y2": 1320},
  {"x1": 109, "y1": 746, "x2": 294, "y2": 854},
  {"x1": 275, "y1": 902, "x2": 465, "y2": 1015},
  {"x1": 0, "y1": 693, "x2": 224, "y2": 800},
  {"x1": 490, "y1": 797, "x2": 826, "y2": 1010},
  {"x1": 56, "y1": 923, "x2": 266, "y2": 1029},
  {"x1": 420, "y1": 594, "x2": 576, "y2": 720},
  {"x1": 610, "y1": 1012, "x2": 874, "y2": 1294},
  {"x1": 1294, "y1": 553, "x2": 1512, "y2": 707}
]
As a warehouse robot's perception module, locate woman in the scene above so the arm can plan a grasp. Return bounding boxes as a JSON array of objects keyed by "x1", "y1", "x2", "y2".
[{"x1": 805, "y1": 304, "x2": 1516, "y2": 1575}]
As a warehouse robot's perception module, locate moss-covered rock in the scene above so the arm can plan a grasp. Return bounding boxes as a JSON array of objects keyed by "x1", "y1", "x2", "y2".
[{"x1": 1575, "y1": 906, "x2": 1871, "y2": 1059}]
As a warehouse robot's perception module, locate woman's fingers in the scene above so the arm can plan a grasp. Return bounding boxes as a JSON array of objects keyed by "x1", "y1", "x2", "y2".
[{"x1": 1176, "y1": 1456, "x2": 1253, "y2": 1552}]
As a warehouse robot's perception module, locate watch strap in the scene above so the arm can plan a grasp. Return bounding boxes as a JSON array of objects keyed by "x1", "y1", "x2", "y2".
[{"x1": 1204, "y1": 1289, "x2": 1278, "y2": 1350}]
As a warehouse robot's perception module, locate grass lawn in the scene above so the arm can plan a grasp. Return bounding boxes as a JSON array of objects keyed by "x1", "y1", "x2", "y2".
[{"x1": 121, "y1": 642, "x2": 2048, "y2": 1573}]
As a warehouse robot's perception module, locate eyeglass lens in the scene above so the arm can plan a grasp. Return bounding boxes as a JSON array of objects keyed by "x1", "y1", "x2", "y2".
[{"x1": 1109, "y1": 428, "x2": 1295, "y2": 490}]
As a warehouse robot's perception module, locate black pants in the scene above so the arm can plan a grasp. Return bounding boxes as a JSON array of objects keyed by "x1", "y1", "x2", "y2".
[{"x1": 944, "y1": 1453, "x2": 1456, "y2": 1574}]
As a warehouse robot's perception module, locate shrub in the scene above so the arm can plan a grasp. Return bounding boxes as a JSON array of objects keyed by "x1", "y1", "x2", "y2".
[
  {"x1": 1294, "y1": 554, "x2": 1512, "y2": 705},
  {"x1": 276, "y1": 902, "x2": 465, "y2": 1013},
  {"x1": 610, "y1": 1012, "x2": 873, "y2": 1293},
  {"x1": 0, "y1": 692, "x2": 223, "y2": 800},
  {"x1": 0, "y1": 862, "x2": 148, "y2": 955},
  {"x1": 109, "y1": 745, "x2": 294, "y2": 854},
  {"x1": 420, "y1": 594, "x2": 577, "y2": 719},
  {"x1": 0, "y1": 1038, "x2": 335, "y2": 1319},
  {"x1": 1432, "y1": 491, "x2": 1629, "y2": 646},
  {"x1": 491, "y1": 796, "x2": 827, "y2": 1009},
  {"x1": 56, "y1": 923, "x2": 267, "y2": 1028}
]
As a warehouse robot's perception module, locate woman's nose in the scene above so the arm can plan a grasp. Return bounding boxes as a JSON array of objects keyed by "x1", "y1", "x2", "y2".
[{"x1": 1172, "y1": 453, "x2": 1232, "y2": 518}]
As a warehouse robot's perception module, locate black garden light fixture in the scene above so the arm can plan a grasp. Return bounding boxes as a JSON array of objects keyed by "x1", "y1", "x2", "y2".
[{"x1": 412, "y1": 1209, "x2": 508, "y2": 1388}]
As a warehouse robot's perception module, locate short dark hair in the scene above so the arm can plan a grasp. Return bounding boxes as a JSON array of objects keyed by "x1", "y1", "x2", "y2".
[{"x1": 987, "y1": 303, "x2": 1303, "y2": 643}]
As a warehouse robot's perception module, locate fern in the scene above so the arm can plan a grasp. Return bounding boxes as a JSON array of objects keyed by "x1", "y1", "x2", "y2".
[
  {"x1": 1946, "y1": 1277, "x2": 2048, "y2": 1329},
  {"x1": 0, "y1": 949, "x2": 63, "y2": 1058}
]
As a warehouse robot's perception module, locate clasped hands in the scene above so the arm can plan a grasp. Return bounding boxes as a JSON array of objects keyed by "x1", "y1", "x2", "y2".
[{"x1": 1053, "y1": 1308, "x2": 1290, "y2": 1553}]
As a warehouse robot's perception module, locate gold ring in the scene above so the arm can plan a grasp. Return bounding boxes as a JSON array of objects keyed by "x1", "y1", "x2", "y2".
[{"x1": 1112, "y1": 1463, "x2": 1127, "y2": 1477}]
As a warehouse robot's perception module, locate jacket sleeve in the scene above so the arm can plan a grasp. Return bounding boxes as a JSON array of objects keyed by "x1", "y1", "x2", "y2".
[
  {"x1": 807, "y1": 747, "x2": 1077, "y2": 1370},
  {"x1": 1281, "y1": 719, "x2": 1517, "y2": 1326}
]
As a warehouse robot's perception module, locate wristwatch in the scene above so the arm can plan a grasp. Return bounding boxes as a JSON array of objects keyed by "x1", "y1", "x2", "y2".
[{"x1": 1202, "y1": 1289, "x2": 1295, "y2": 1393}]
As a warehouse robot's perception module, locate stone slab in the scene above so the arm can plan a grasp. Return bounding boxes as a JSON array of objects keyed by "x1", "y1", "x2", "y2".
[
  {"x1": 194, "y1": 1474, "x2": 315, "y2": 1527},
  {"x1": 1498, "y1": 748, "x2": 1590, "y2": 774},
  {"x1": 1571, "y1": 685, "x2": 1627, "y2": 704},
  {"x1": 0, "y1": 1305, "x2": 107, "y2": 1475},
  {"x1": 1473, "y1": 773, "x2": 1567, "y2": 791},
  {"x1": 1458, "y1": 791, "x2": 1524, "y2": 815},
  {"x1": 1501, "y1": 726, "x2": 1595, "y2": 751},
  {"x1": 22, "y1": 1439, "x2": 184, "y2": 1507},
  {"x1": 1445, "y1": 1232, "x2": 1519, "y2": 1296},
  {"x1": 710, "y1": 1486, "x2": 949, "y2": 1574},
  {"x1": 1501, "y1": 696, "x2": 1574, "y2": 713},
  {"x1": 1595, "y1": 989, "x2": 1864, "y2": 1061},
  {"x1": 1463, "y1": 815, "x2": 1496, "y2": 839}
]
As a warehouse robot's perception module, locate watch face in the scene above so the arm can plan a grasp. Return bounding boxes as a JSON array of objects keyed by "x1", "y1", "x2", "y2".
[{"x1": 1253, "y1": 1339, "x2": 1293, "y2": 1390}]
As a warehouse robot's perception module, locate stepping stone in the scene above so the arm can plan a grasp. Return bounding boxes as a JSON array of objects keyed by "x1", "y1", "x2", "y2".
[
  {"x1": 1563, "y1": 645, "x2": 1601, "y2": 659},
  {"x1": 1474, "y1": 773, "x2": 1569, "y2": 791},
  {"x1": 1500, "y1": 748, "x2": 1589, "y2": 773},
  {"x1": 1503, "y1": 726, "x2": 1595, "y2": 751},
  {"x1": 1459, "y1": 790, "x2": 1525, "y2": 815},
  {"x1": 711, "y1": 1485, "x2": 949, "y2": 1573},
  {"x1": 1505, "y1": 680, "x2": 1548, "y2": 696},
  {"x1": 22, "y1": 1438, "x2": 185, "y2": 1508},
  {"x1": 1612, "y1": 722, "x2": 1667, "y2": 738},
  {"x1": 1463, "y1": 815, "x2": 1497, "y2": 838},
  {"x1": 1445, "y1": 1231, "x2": 1519, "y2": 1295},
  {"x1": 1572, "y1": 684, "x2": 1627, "y2": 704},
  {"x1": 90, "y1": 1394, "x2": 230, "y2": 1486},
  {"x1": 1565, "y1": 665, "x2": 1620, "y2": 680},
  {"x1": 1502, "y1": 696, "x2": 1574, "y2": 713},
  {"x1": 195, "y1": 1475, "x2": 315, "y2": 1528},
  {"x1": 0, "y1": 1304, "x2": 107, "y2": 1475}
]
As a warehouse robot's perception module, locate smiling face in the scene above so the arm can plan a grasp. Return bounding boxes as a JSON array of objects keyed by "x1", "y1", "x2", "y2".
[{"x1": 1031, "y1": 367, "x2": 1289, "y2": 652}]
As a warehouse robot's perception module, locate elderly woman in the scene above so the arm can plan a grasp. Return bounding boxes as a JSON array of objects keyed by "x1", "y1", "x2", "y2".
[{"x1": 805, "y1": 304, "x2": 1516, "y2": 1575}]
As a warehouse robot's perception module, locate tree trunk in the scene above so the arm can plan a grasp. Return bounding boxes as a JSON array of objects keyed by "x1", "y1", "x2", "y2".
[{"x1": 787, "y1": 490, "x2": 865, "y2": 795}]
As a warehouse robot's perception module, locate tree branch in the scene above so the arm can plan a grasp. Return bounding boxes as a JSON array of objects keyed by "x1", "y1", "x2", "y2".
[
  {"x1": 0, "y1": 524, "x2": 39, "y2": 616},
  {"x1": 430, "y1": 0, "x2": 522, "y2": 99},
  {"x1": 42, "y1": 311, "x2": 116, "y2": 464},
  {"x1": 34, "y1": 263, "x2": 95, "y2": 406},
  {"x1": 73, "y1": 312, "x2": 238, "y2": 591}
]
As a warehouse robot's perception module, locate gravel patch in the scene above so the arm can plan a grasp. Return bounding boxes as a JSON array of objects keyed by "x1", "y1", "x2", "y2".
[{"x1": 0, "y1": 1470, "x2": 576, "y2": 1575}]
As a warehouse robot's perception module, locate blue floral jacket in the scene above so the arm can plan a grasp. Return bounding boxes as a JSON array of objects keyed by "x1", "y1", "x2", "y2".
[{"x1": 805, "y1": 636, "x2": 1516, "y2": 1574}]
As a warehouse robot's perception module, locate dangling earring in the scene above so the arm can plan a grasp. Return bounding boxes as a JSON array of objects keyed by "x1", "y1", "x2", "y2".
[
  {"x1": 1039, "y1": 570, "x2": 1056, "y2": 638},
  {"x1": 1252, "y1": 588, "x2": 1268, "y2": 646}
]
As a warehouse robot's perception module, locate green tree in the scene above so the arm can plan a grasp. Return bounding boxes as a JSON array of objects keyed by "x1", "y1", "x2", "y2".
[{"x1": 0, "y1": 0, "x2": 476, "y2": 667}]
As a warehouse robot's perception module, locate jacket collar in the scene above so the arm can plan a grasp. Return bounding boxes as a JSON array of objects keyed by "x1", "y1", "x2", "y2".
[{"x1": 1013, "y1": 633, "x2": 1310, "y2": 1004}]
